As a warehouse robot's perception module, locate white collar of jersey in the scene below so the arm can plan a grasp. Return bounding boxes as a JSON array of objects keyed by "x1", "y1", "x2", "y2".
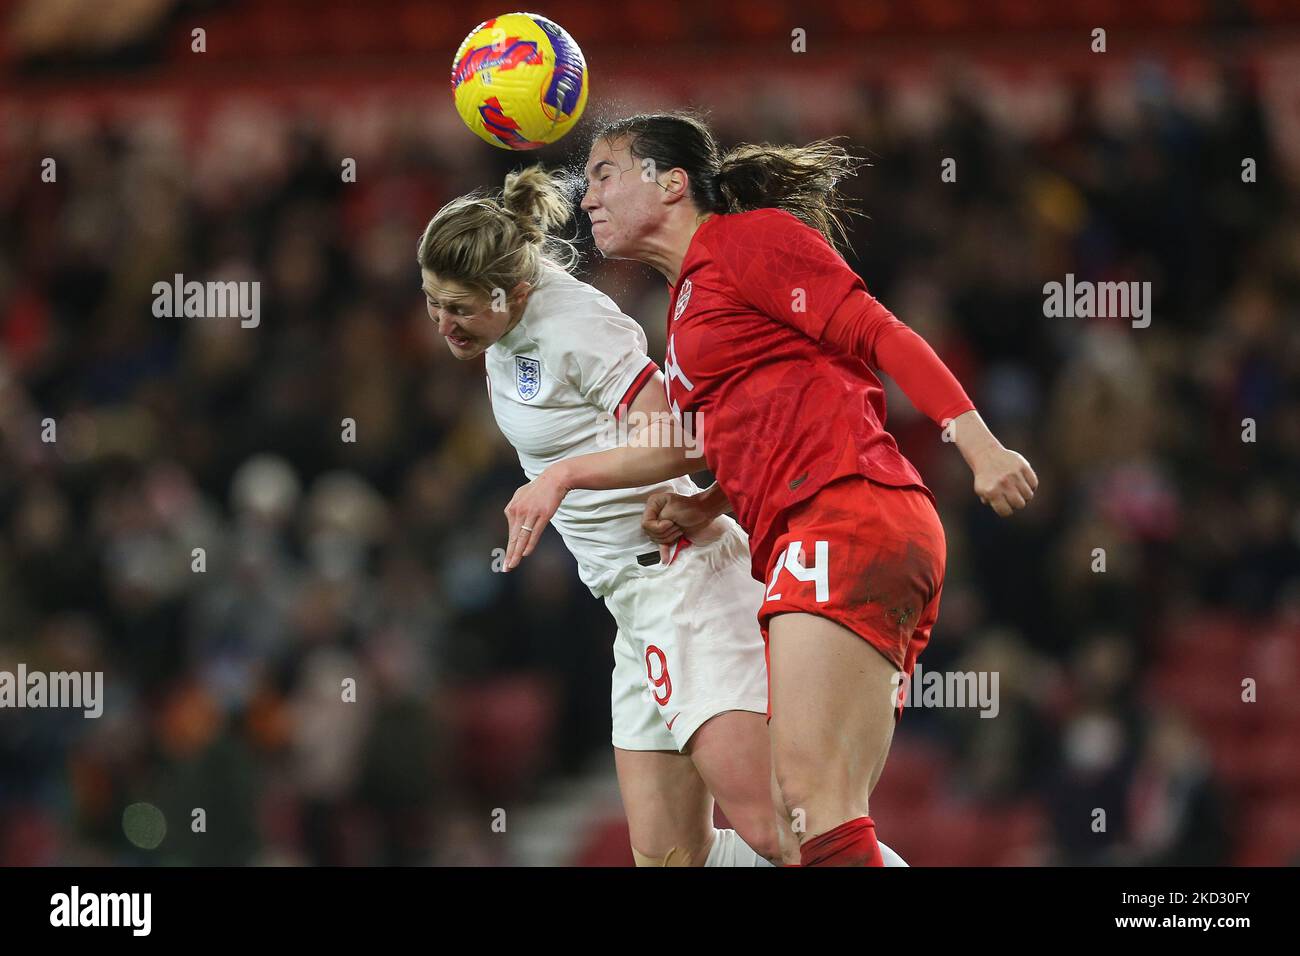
[
  {"x1": 490, "y1": 261, "x2": 560, "y2": 356},
  {"x1": 491, "y1": 308, "x2": 532, "y2": 356}
]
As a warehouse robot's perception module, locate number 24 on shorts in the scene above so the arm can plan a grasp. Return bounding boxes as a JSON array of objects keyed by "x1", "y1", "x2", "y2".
[{"x1": 764, "y1": 540, "x2": 830, "y2": 603}]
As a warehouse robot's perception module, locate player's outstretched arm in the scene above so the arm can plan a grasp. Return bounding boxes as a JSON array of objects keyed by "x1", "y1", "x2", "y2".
[
  {"x1": 501, "y1": 439, "x2": 698, "y2": 570},
  {"x1": 729, "y1": 217, "x2": 1038, "y2": 518},
  {"x1": 819, "y1": 294, "x2": 1038, "y2": 517},
  {"x1": 502, "y1": 372, "x2": 697, "y2": 570}
]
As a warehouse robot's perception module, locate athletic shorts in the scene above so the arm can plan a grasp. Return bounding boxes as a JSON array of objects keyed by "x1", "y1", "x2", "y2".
[
  {"x1": 607, "y1": 514, "x2": 770, "y2": 752},
  {"x1": 757, "y1": 475, "x2": 947, "y2": 719}
]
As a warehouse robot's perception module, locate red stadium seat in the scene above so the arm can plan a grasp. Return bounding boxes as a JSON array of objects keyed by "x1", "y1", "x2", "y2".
[
  {"x1": 1148, "y1": 667, "x2": 1261, "y2": 734},
  {"x1": 1234, "y1": 801, "x2": 1300, "y2": 866},
  {"x1": 445, "y1": 675, "x2": 559, "y2": 797},
  {"x1": 1233, "y1": 736, "x2": 1300, "y2": 797},
  {"x1": 878, "y1": 738, "x2": 949, "y2": 803},
  {"x1": 571, "y1": 816, "x2": 636, "y2": 867}
]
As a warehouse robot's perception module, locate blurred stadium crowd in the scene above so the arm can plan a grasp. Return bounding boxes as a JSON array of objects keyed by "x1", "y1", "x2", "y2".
[{"x1": 1, "y1": 0, "x2": 1299, "y2": 865}]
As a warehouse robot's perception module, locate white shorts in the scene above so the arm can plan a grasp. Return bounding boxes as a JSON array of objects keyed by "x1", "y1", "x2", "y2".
[{"x1": 606, "y1": 515, "x2": 769, "y2": 752}]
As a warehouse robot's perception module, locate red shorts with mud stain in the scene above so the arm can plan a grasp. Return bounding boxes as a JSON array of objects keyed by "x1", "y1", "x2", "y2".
[{"x1": 757, "y1": 475, "x2": 947, "y2": 720}]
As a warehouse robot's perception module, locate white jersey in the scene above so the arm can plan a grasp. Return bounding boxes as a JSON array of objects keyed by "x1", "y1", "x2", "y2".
[{"x1": 485, "y1": 260, "x2": 699, "y2": 597}]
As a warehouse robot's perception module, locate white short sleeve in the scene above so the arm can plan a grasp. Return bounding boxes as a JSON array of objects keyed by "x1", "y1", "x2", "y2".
[{"x1": 541, "y1": 283, "x2": 659, "y2": 416}]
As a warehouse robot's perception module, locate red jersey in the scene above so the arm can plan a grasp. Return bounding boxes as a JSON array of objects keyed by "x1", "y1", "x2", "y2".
[{"x1": 663, "y1": 207, "x2": 939, "y2": 581}]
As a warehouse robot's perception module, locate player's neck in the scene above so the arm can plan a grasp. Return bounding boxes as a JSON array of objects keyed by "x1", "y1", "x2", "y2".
[
  {"x1": 504, "y1": 299, "x2": 527, "y2": 336},
  {"x1": 647, "y1": 210, "x2": 712, "y2": 287}
]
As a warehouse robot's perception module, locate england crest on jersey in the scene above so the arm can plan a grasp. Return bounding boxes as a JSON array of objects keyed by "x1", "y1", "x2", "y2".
[{"x1": 515, "y1": 355, "x2": 542, "y2": 401}]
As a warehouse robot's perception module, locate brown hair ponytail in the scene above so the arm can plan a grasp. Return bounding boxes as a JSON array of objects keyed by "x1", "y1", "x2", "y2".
[
  {"x1": 417, "y1": 164, "x2": 578, "y2": 297},
  {"x1": 592, "y1": 111, "x2": 865, "y2": 253}
]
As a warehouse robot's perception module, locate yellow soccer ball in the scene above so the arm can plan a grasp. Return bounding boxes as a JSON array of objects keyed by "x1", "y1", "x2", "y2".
[{"x1": 450, "y1": 12, "x2": 589, "y2": 150}]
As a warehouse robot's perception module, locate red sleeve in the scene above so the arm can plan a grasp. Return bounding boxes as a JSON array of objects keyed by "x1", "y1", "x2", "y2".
[
  {"x1": 711, "y1": 209, "x2": 862, "y2": 341},
  {"x1": 715, "y1": 209, "x2": 975, "y2": 426},
  {"x1": 823, "y1": 290, "x2": 976, "y2": 426}
]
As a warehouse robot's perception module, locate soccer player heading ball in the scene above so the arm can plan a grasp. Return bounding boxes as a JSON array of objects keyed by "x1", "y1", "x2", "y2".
[
  {"x1": 420, "y1": 167, "x2": 802, "y2": 865},
  {"x1": 423, "y1": 112, "x2": 1036, "y2": 866}
]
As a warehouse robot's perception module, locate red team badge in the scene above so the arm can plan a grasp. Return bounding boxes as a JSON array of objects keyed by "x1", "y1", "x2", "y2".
[{"x1": 673, "y1": 277, "x2": 692, "y2": 321}]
